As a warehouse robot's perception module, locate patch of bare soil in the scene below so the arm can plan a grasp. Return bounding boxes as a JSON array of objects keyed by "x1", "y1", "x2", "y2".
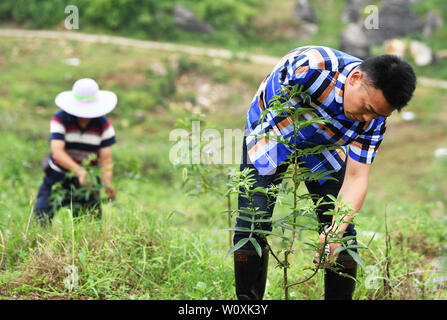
[{"x1": 175, "y1": 72, "x2": 253, "y2": 116}]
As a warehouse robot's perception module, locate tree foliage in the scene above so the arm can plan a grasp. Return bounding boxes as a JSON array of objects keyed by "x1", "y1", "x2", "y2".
[{"x1": 0, "y1": 0, "x2": 262, "y2": 42}]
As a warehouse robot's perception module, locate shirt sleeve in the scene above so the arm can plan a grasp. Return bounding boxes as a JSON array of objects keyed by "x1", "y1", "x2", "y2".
[
  {"x1": 100, "y1": 119, "x2": 116, "y2": 148},
  {"x1": 50, "y1": 114, "x2": 66, "y2": 140},
  {"x1": 348, "y1": 118, "x2": 387, "y2": 164}
]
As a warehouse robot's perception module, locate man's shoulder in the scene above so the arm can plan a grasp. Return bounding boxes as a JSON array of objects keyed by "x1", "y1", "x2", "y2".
[
  {"x1": 287, "y1": 46, "x2": 363, "y2": 73},
  {"x1": 96, "y1": 115, "x2": 111, "y2": 125},
  {"x1": 51, "y1": 109, "x2": 73, "y2": 124},
  {"x1": 94, "y1": 116, "x2": 114, "y2": 133}
]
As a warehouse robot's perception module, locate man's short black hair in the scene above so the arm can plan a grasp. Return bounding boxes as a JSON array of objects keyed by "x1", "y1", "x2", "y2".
[{"x1": 359, "y1": 54, "x2": 416, "y2": 111}]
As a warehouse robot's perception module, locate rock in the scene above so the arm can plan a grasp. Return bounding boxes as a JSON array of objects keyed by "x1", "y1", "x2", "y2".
[
  {"x1": 363, "y1": 0, "x2": 423, "y2": 45},
  {"x1": 340, "y1": 23, "x2": 370, "y2": 60},
  {"x1": 401, "y1": 111, "x2": 415, "y2": 121},
  {"x1": 135, "y1": 109, "x2": 146, "y2": 123},
  {"x1": 383, "y1": 39, "x2": 407, "y2": 57},
  {"x1": 63, "y1": 57, "x2": 80, "y2": 66},
  {"x1": 197, "y1": 96, "x2": 211, "y2": 108},
  {"x1": 173, "y1": 5, "x2": 214, "y2": 34},
  {"x1": 423, "y1": 11, "x2": 444, "y2": 40},
  {"x1": 342, "y1": 0, "x2": 365, "y2": 24},
  {"x1": 436, "y1": 50, "x2": 447, "y2": 60},
  {"x1": 434, "y1": 148, "x2": 447, "y2": 158},
  {"x1": 409, "y1": 40, "x2": 434, "y2": 66},
  {"x1": 150, "y1": 62, "x2": 167, "y2": 76},
  {"x1": 295, "y1": 0, "x2": 318, "y2": 24}
]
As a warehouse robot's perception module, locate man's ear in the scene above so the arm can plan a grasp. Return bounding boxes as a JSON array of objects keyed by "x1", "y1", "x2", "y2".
[{"x1": 348, "y1": 70, "x2": 363, "y2": 86}]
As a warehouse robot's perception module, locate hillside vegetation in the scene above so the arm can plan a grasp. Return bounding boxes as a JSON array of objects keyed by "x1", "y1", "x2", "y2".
[
  {"x1": 0, "y1": 0, "x2": 446, "y2": 300},
  {"x1": 0, "y1": 35, "x2": 446, "y2": 299}
]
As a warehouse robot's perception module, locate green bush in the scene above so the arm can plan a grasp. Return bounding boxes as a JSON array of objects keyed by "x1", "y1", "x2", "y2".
[
  {"x1": 0, "y1": 0, "x2": 264, "y2": 44},
  {"x1": 2, "y1": 0, "x2": 66, "y2": 28}
]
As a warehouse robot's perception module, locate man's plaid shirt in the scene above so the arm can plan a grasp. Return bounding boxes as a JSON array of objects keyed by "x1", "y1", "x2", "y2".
[{"x1": 245, "y1": 46, "x2": 387, "y2": 183}]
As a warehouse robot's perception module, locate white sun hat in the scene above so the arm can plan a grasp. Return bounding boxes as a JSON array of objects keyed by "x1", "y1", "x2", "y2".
[{"x1": 55, "y1": 78, "x2": 117, "y2": 118}]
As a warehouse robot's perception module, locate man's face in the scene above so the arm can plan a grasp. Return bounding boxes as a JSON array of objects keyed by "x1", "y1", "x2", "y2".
[{"x1": 343, "y1": 68, "x2": 394, "y2": 122}]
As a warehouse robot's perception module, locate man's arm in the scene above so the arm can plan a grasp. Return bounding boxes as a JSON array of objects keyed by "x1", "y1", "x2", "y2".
[
  {"x1": 51, "y1": 140, "x2": 87, "y2": 184},
  {"x1": 98, "y1": 146, "x2": 116, "y2": 200},
  {"x1": 314, "y1": 157, "x2": 371, "y2": 265},
  {"x1": 332, "y1": 158, "x2": 370, "y2": 232}
]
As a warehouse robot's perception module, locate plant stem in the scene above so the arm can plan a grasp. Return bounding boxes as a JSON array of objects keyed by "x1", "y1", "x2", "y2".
[
  {"x1": 268, "y1": 245, "x2": 285, "y2": 268},
  {"x1": 227, "y1": 192, "x2": 232, "y2": 249},
  {"x1": 284, "y1": 251, "x2": 289, "y2": 300},
  {"x1": 283, "y1": 115, "x2": 302, "y2": 300},
  {"x1": 384, "y1": 209, "x2": 393, "y2": 299}
]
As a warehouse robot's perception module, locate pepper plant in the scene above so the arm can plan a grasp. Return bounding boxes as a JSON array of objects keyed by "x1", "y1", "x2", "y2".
[
  {"x1": 49, "y1": 154, "x2": 103, "y2": 217},
  {"x1": 226, "y1": 85, "x2": 367, "y2": 299}
]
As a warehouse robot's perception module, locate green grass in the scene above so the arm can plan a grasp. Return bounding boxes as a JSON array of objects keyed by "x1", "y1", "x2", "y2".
[{"x1": 0, "y1": 33, "x2": 447, "y2": 300}]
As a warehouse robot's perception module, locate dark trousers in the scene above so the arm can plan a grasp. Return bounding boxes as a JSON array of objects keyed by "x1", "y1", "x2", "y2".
[
  {"x1": 233, "y1": 136, "x2": 356, "y2": 249},
  {"x1": 34, "y1": 168, "x2": 102, "y2": 223}
]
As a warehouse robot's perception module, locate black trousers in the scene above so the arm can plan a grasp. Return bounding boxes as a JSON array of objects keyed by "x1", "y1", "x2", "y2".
[
  {"x1": 34, "y1": 167, "x2": 102, "y2": 222},
  {"x1": 233, "y1": 136, "x2": 356, "y2": 249}
]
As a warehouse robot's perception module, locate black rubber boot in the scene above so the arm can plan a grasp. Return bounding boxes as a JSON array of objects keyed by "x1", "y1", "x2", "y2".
[
  {"x1": 324, "y1": 253, "x2": 357, "y2": 300},
  {"x1": 234, "y1": 247, "x2": 269, "y2": 300}
]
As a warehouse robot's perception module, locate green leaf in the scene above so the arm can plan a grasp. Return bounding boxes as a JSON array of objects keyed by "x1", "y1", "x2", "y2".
[
  {"x1": 224, "y1": 227, "x2": 251, "y2": 232},
  {"x1": 345, "y1": 244, "x2": 369, "y2": 250},
  {"x1": 273, "y1": 223, "x2": 302, "y2": 234},
  {"x1": 249, "y1": 237, "x2": 262, "y2": 257},
  {"x1": 347, "y1": 249, "x2": 365, "y2": 270},
  {"x1": 233, "y1": 215, "x2": 256, "y2": 223},
  {"x1": 251, "y1": 217, "x2": 273, "y2": 223},
  {"x1": 226, "y1": 238, "x2": 249, "y2": 257},
  {"x1": 333, "y1": 246, "x2": 347, "y2": 256},
  {"x1": 303, "y1": 242, "x2": 319, "y2": 249},
  {"x1": 366, "y1": 232, "x2": 377, "y2": 247},
  {"x1": 167, "y1": 210, "x2": 177, "y2": 219},
  {"x1": 182, "y1": 167, "x2": 188, "y2": 181},
  {"x1": 340, "y1": 236, "x2": 357, "y2": 242},
  {"x1": 252, "y1": 229, "x2": 289, "y2": 240},
  {"x1": 251, "y1": 187, "x2": 270, "y2": 194}
]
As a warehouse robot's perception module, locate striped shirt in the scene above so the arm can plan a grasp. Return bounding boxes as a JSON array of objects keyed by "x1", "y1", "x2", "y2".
[
  {"x1": 49, "y1": 110, "x2": 116, "y2": 172},
  {"x1": 245, "y1": 46, "x2": 387, "y2": 183}
]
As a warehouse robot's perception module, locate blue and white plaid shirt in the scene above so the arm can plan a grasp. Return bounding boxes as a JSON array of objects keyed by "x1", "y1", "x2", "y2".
[{"x1": 245, "y1": 46, "x2": 387, "y2": 183}]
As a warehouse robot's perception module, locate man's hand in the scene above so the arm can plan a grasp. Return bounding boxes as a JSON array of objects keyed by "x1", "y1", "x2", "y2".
[
  {"x1": 51, "y1": 140, "x2": 88, "y2": 183},
  {"x1": 312, "y1": 157, "x2": 371, "y2": 268},
  {"x1": 105, "y1": 186, "x2": 116, "y2": 200},
  {"x1": 313, "y1": 229, "x2": 343, "y2": 267},
  {"x1": 75, "y1": 167, "x2": 87, "y2": 185}
]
